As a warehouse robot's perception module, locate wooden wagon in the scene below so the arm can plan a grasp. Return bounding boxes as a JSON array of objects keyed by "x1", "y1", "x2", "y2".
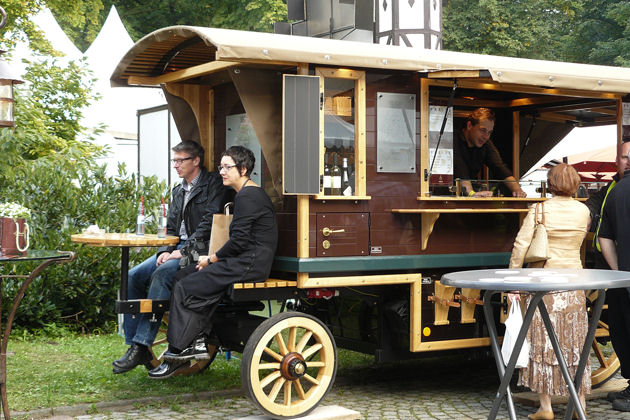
[{"x1": 110, "y1": 26, "x2": 630, "y2": 418}]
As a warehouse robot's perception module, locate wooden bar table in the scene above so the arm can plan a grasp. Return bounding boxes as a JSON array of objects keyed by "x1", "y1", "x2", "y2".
[
  {"x1": 441, "y1": 268, "x2": 630, "y2": 420},
  {"x1": 71, "y1": 233, "x2": 179, "y2": 301},
  {"x1": 0, "y1": 250, "x2": 75, "y2": 420}
]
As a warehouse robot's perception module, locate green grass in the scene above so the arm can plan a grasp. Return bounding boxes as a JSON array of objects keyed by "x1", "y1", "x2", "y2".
[{"x1": 7, "y1": 328, "x2": 374, "y2": 413}]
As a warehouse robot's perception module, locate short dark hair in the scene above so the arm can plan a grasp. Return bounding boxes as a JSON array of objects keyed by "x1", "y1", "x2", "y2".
[
  {"x1": 547, "y1": 163, "x2": 581, "y2": 196},
  {"x1": 172, "y1": 141, "x2": 205, "y2": 165},
  {"x1": 222, "y1": 145, "x2": 255, "y2": 177},
  {"x1": 466, "y1": 108, "x2": 495, "y2": 126}
]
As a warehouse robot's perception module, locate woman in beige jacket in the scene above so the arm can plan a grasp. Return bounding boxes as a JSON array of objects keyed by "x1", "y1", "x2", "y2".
[{"x1": 509, "y1": 164, "x2": 590, "y2": 420}]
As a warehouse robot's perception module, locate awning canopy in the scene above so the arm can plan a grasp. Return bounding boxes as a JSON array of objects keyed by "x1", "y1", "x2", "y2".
[{"x1": 112, "y1": 26, "x2": 630, "y2": 95}]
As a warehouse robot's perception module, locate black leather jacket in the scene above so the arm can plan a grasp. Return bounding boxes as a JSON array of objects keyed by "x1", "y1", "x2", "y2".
[{"x1": 157, "y1": 167, "x2": 232, "y2": 258}]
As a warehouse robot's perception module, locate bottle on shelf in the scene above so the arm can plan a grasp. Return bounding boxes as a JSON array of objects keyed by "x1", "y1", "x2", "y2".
[
  {"x1": 136, "y1": 196, "x2": 145, "y2": 236},
  {"x1": 331, "y1": 154, "x2": 341, "y2": 195},
  {"x1": 342, "y1": 157, "x2": 352, "y2": 196},
  {"x1": 323, "y1": 151, "x2": 332, "y2": 195}
]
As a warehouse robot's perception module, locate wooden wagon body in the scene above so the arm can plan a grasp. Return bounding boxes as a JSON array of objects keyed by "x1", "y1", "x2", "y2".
[{"x1": 111, "y1": 27, "x2": 630, "y2": 418}]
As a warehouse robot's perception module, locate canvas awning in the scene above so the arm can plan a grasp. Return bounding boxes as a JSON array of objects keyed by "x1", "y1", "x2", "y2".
[{"x1": 112, "y1": 26, "x2": 630, "y2": 95}]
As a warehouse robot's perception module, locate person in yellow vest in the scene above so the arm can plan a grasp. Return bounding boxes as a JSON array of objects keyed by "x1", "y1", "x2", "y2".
[{"x1": 586, "y1": 140, "x2": 630, "y2": 411}]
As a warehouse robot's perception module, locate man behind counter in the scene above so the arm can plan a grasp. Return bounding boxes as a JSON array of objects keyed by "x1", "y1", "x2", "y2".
[{"x1": 454, "y1": 107, "x2": 527, "y2": 198}]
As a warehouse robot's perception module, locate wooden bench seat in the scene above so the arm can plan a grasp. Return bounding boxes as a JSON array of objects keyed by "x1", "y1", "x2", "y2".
[{"x1": 233, "y1": 279, "x2": 297, "y2": 290}]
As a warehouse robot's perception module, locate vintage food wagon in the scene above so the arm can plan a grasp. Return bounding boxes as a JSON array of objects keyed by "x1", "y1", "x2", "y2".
[{"x1": 110, "y1": 26, "x2": 630, "y2": 418}]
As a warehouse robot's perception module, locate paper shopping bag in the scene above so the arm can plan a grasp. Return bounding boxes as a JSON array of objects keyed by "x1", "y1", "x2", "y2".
[
  {"x1": 208, "y1": 203, "x2": 233, "y2": 255},
  {"x1": 501, "y1": 296, "x2": 530, "y2": 368}
]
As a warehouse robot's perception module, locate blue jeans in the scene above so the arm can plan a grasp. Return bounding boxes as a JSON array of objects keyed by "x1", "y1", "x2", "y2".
[{"x1": 124, "y1": 244, "x2": 182, "y2": 347}]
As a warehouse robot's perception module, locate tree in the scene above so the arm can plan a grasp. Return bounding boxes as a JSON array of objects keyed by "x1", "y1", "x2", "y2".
[
  {"x1": 560, "y1": 0, "x2": 630, "y2": 67},
  {"x1": 47, "y1": 0, "x2": 288, "y2": 51},
  {"x1": 442, "y1": 0, "x2": 582, "y2": 61}
]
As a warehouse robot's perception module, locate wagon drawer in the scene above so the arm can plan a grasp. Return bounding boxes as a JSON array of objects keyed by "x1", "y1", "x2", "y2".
[{"x1": 316, "y1": 212, "x2": 369, "y2": 257}]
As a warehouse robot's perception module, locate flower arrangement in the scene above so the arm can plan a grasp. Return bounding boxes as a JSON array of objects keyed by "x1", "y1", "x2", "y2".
[{"x1": 0, "y1": 202, "x2": 31, "y2": 219}]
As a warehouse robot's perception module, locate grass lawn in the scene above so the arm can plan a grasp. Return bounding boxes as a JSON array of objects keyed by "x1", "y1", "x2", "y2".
[{"x1": 8, "y1": 330, "x2": 374, "y2": 413}]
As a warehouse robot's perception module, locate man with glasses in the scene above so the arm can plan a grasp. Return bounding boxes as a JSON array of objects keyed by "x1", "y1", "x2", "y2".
[
  {"x1": 454, "y1": 107, "x2": 526, "y2": 197},
  {"x1": 112, "y1": 140, "x2": 231, "y2": 375}
]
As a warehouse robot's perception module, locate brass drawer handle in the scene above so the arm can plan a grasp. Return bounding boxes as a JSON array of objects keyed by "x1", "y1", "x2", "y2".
[{"x1": 322, "y1": 227, "x2": 345, "y2": 236}]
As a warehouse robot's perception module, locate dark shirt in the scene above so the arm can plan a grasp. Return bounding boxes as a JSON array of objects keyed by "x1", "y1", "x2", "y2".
[
  {"x1": 598, "y1": 170, "x2": 630, "y2": 271},
  {"x1": 453, "y1": 129, "x2": 512, "y2": 181},
  {"x1": 216, "y1": 185, "x2": 278, "y2": 262}
]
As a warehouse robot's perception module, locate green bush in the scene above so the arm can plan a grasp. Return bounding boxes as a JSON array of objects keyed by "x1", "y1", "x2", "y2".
[{"x1": 1, "y1": 161, "x2": 169, "y2": 331}]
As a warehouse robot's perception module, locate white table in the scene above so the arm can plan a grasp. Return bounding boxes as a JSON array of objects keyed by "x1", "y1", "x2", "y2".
[{"x1": 441, "y1": 268, "x2": 630, "y2": 420}]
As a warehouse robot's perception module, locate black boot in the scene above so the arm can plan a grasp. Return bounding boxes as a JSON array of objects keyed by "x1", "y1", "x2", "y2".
[
  {"x1": 112, "y1": 346, "x2": 133, "y2": 368},
  {"x1": 112, "y1": 344, "x2": 153, "y2": 374},
  {"x1": 148, "y1": 360, "x2": 189, "y2": 379}
]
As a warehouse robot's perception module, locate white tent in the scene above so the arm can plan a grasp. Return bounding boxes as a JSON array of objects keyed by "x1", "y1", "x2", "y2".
[
  {"x1": 11, "y1": 6, "x2": 165, "y2": 176},
  {"x1": 82, "y1": 6, "x2": 165, "y2": 175}
]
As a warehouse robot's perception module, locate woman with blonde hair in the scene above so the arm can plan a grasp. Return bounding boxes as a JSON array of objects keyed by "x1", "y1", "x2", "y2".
[{"x1": 509, "y1": 163, "x2": 590, "y2": 419}]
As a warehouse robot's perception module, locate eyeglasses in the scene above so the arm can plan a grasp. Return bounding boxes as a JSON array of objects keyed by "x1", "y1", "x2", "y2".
[
  {"x1": 171, "y1": 157, "x2": 193, "y2": 165},
  {"x1": 218, "y1": 164, "x2": 237, "y2": 172}
]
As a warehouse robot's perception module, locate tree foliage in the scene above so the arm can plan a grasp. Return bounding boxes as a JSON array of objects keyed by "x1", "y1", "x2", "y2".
[
  {"x1": 0, "y1": 53, "x2": 167, "y2": 330},
  {"x1": 443, "y1": 0, "x2": 581, "y2": 60},
  {"x1": 47, "y1": 0, "x2": 287, "y2": 51},
  {"x1": 560, "y1": 0, "x2": 630, "y2": 66}
]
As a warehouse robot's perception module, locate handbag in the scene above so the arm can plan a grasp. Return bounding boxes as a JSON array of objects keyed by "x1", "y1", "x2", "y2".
[
  {"x1": 524, "y1": 202, "x2": 550, "y2": 263},
  {"x1": 501, "y1": 296, "x2": 530, "y2": 368},
  {"x1": 208, "y1": 202, "x2": 233, "y2": 255}
]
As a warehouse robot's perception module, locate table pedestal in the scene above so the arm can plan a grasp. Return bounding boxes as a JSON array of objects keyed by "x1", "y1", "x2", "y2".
[{"x1": 483, "y1": 289, "x2": 604, "y2": 420}]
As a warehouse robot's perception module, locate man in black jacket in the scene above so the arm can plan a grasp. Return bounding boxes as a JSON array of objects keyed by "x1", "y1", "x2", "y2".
[
  {"x1": 591, "y1": 140, "x2": 630, "y2": 411},
  {"x1": 112, "y1": 140, "x2": 231, "y2": 374}
]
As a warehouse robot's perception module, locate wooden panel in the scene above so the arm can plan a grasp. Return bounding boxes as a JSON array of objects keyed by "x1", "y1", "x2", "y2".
[
  {"x1": 316, "y1": 212, "x2": 369, "y2": 257},
  {"x1": 165, "y1": 83, "x2": 212, "y2": 165}
]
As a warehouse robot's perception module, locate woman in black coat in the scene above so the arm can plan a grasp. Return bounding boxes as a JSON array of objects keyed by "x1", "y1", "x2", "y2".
[{"x1": 149, "y1": 145, "x2": 278, "y2": 378}]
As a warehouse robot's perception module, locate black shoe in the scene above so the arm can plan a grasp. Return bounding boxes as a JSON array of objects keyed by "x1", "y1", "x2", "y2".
[
  {"x1": 163, "y1": 341, "x2": 211, "y2": 361},
  {"x1": 112, "y1": 344, "x2": 153, "y2": 374},
  {"x1": 613, "y1": 398, "x2": 630, "y2": 412},
  {"x1": 147, "y1": 360, "x2": 189, "y2": 379},
  {"x1": 112, "y1": 346, "x2": 133, "y2": 368},
  {"x1": 608, "y1": 384, "x2": 630, "y2": 402}
]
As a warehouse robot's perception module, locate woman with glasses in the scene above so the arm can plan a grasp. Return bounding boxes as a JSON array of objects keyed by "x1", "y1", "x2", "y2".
[{"x1": 148, "y1": 145, "x2": 278, "y2": 378}]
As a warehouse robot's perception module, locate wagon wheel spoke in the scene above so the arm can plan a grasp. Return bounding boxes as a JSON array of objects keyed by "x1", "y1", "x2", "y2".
[
  {"x1": 275, "y1": 332, "x2": 289, "y2": 356},
  {"x1": 283, "y1": 380, "x2": 292, "y2": 405},
  {"x1": 302, "y1": 373, "x2": 320, "y2": 386},
  {"x1": 293, "y1": 378, "x2": 306, "y2": 400},
  {"x1": 296, "y1": 331, "x2": 313, "y2": 353},
  {"x1": 258, "y1": 362, "x2": 281, "y2": 371},
  {"x1": 263, "y1": 346, "x2": 284, "y2": 362},
  {"x1": 302, "y1": 343, "x2": 322, "y2": 360},
  {"x1": 288, "y1": 326, "x2": 297, "y2": 352},
  {"x1": 261, "y1": 370, "x2": 282, "y2": 388},
  {"x1": 592, "y1": 341, "x2": 608, "y2": 366},
  {"x1": 268, "y1": 376, "x2": 286, "y2": 401},
  {"x1": 307, "y1": 361, "x2": 325, "y2": 368}
]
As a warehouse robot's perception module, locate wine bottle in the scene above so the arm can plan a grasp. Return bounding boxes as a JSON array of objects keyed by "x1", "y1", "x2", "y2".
[
  {"x1": 136, "y1": 196, "x2": 145, "y2": 236},
  {"x1": 331, "y1": 154, "x2": 341, "y2": 195},
  {"x1": 323, "y1": 152, "x2": 331, "y2": 195},
  {"x1": 342, "y1": 157, "x2": 352, "y2": 196}
]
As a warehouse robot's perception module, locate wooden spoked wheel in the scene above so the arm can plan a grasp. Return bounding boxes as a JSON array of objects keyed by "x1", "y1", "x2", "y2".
[
  {"x1": 149, "y1": 313, "x2": 217, "y2": 375},
  {"x1": 587, "y1": 290, "x2": 620, "y2": 388},
  {"x1": 241, "y1": 312, "x2": 337, "y2": 419}
]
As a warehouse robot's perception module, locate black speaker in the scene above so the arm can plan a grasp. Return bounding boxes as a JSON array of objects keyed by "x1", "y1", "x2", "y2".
[
  {"x1": 354, "y1": 0, "x2": 374, "y2": 31},
  {"x1": 287, "y1": 0, "x2": 305, "y2": 21}
]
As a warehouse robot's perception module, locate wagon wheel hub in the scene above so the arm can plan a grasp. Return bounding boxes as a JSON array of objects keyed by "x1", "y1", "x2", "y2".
[{"x1": 281, "y1": 352, "x2": 306, "y2": 380}]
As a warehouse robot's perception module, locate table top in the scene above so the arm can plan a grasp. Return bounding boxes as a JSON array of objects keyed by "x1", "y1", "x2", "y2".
[
  {"x1": 441, "y1": 268, "x2": 630, "y2": 291},
  {"x1": 71, "y1": 233, "x2": 179, "y2": 247},
  {"x1": 0, "y1": 250, "x2": 74, "y2": 262}
]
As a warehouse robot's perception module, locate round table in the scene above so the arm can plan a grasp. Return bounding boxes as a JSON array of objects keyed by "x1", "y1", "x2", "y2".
[
  {"x1": 71, "y1": 233, "x2": 179, "y2": 301},
  {"x1": 441, "y1": 268, "x2": 630, "y2": 420}
]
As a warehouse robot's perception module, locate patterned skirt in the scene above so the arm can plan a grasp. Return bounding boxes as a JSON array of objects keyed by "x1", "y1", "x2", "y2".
[{"x1": 518, "y1": 290, "x2": 591, "y2": 396}]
